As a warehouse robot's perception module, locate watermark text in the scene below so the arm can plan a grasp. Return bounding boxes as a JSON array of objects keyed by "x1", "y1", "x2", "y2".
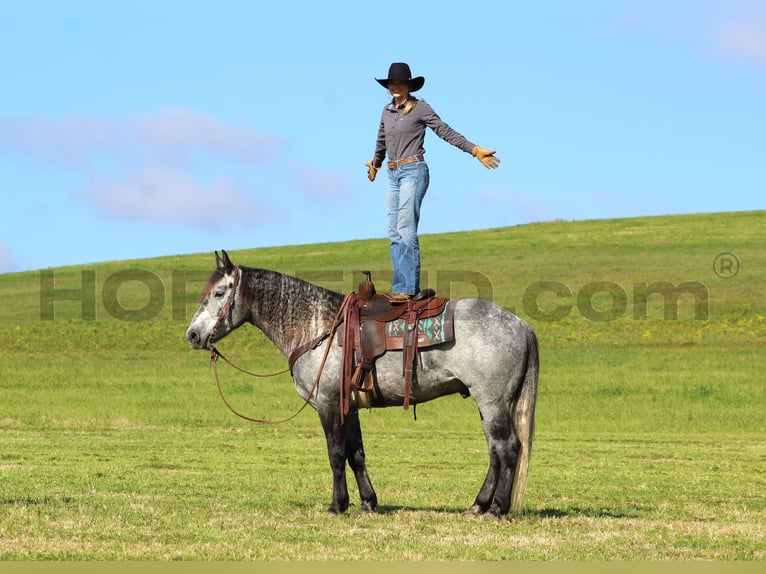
[{"x1": 40, "y1": 268, "x2": 711, "y2": 323}]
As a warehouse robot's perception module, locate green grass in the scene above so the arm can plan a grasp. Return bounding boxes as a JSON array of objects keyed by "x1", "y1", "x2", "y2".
[{"x1": 1, "y1": 210, "x2": 765, "y2": 559}]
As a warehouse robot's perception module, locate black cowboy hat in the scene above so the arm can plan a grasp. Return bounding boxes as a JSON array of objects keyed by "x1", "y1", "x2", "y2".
[{"x1": 375, "y1": 62, "x2": 425, "y2": 92}]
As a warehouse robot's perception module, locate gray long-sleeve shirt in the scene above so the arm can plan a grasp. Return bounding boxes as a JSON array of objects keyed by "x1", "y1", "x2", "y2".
[{"x1": 372, "y1": 99, "x2": 476, "y2": 167}]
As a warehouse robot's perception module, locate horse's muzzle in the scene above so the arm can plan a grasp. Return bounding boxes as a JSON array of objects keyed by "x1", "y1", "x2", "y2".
[{"x1": 185, "y1": 327, "x2": 210, "y2": 350}]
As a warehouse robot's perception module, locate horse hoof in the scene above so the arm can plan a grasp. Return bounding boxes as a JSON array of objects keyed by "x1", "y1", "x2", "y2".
[
  {"x1": 484, "y1": 507, "x2": 509, "y2": 521},
  {"x1": 464, "y1": 504, "x2": 485, "y2": 517},
  {"x1": 359, "y1": 502, "x2": 377, "y2": 514}
]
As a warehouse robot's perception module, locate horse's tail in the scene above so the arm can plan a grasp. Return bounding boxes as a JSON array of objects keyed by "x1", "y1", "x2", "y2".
[{"x1": 510, "y1": 323, "x2": 539, "y2": 515}]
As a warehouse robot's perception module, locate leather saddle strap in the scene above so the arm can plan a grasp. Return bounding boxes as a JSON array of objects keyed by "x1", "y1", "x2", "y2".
[
  {"x1": 341, "y1": 295, "x2": 360, "y2": 420},
  {"x1": 402, "y1": 303, "x2": 421, "y2": 410},
  {"x1": 288, "y1": 329, "x2": 331, "y2": 374}
]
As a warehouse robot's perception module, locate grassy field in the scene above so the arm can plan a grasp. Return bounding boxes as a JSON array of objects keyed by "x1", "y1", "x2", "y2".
[{"x1": 1, "y1": 210, "x2": 765, "y2": 560}]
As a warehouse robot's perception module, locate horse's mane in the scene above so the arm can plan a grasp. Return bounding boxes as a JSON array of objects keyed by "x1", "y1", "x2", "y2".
[
  {"x1": 239, "y1": 267, "x2": 345, "y2": 317},
  {"x1": 199, "y1": 265, "x2": 344, "y2": 309},
  {"x1": 232, "y1": 267, "x2": 345, "y2": 355}
]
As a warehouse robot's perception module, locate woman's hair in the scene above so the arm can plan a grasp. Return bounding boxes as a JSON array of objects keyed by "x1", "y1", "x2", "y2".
[{"x1": 401, "y1": 96, "x2": 418, "y2": 116}]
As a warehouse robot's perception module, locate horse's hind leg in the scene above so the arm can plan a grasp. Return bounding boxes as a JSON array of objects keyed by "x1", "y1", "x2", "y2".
[
  {"x1": 466, "y1": 454, "x2": 499, "y2": 516},
  {"x1": 344, "y1": 411, "x2": 378, "y2": 513},
  {"x1": 467, "y1": 405, "x2": 519, "y2": 519}
]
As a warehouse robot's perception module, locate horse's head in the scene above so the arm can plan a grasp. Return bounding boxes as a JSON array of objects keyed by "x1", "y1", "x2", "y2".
[{"x1": 185, "y1": 250, "x2": 247, "y2": 350}]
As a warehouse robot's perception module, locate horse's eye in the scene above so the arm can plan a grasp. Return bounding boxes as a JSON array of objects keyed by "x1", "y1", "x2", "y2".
[{"x1": 213, "y1": 288, "x2": 226, "y2": 299}]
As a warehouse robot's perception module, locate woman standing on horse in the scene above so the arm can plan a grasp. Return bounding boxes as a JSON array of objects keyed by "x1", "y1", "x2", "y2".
[{"x1": 366, "y1": 62, "x2": 500, "y2": 301}]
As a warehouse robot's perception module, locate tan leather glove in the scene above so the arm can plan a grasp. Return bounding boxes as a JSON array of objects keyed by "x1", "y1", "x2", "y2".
[
  {"x1": 472, "y1": 146, "x2": 501, "y2": 169},
  {"x1": 365, "y1": 161, "x2": 379, "y2": 182}
]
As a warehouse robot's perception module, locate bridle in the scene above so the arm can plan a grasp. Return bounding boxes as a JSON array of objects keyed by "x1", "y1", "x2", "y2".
[
  {"x1": 208, "y1": 265, "x2": 241, "y2": 346},
  {"x1": 205, "y1": 266, "x2": 353, "y2": 425}
]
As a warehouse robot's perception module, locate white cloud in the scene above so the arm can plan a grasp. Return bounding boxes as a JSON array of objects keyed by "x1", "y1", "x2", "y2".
[
  {"x1": 0, "y1": 109, "x2": 290, "y2": 225},
  {"x1": 130, "y1": 108, "x2": 282, "y2": 165},
  {"x1": 77, "y1": 166, "x2": 272, "y2": 225},
  {"x1": 0, "y1": 115, "x2": 119, "y2": 165},
  {"x1": 0, "y1": 108, "x2": 369, "y2": 229},
  {"x1": 0, "y1": 109, "x2": 283, "y2": 166},
  {"x1": 718, "y1": 12, "x2": 766, "y2": 65},
  {"x1": 608, "y1": 2, "x2": 766, "y2": 68}
]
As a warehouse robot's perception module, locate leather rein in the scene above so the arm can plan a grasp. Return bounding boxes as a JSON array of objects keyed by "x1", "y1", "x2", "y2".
[{"x1": 207, "y1": 265, "x2": 352, "y2": 425}]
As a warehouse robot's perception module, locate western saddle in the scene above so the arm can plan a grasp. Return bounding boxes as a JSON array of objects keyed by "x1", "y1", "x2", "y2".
[{"x1": 338, "y1": 272, "x2": 454, "y2": 418}]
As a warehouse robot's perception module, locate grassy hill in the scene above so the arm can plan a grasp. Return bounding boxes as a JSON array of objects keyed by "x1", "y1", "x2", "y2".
[{"x1": 0, "y1": 211, "x2": 764, "y2": 559}]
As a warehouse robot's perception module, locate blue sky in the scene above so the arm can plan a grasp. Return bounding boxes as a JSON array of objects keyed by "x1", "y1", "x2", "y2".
[{"x1": 1, "y1": 0, "x2": 764, "y2": 273}]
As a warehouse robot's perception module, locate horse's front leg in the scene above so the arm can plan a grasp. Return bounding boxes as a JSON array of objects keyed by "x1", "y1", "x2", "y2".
[
  {"x1": 344, "y1": 410, "x2": 377, "y2": 513},
  {"x1": 319, "y1": 407, "x2": 350, "y2": 514}
]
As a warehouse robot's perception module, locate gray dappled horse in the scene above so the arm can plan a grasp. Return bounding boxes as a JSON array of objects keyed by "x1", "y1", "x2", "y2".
[{"x1": 186, "y1": 251, "x2": 539, "y2": 519}]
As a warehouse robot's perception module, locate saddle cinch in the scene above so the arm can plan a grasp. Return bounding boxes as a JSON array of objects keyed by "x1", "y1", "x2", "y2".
[{"x1": 339, "y1": 271, "x2": 455, "y2": 417}]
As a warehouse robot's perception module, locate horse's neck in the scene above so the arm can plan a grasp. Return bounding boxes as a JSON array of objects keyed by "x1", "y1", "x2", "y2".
[{"x1": 240, "y1": 267, "x2": 343, "y2": 356}]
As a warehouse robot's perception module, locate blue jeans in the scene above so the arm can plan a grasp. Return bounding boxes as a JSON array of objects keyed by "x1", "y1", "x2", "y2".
[{"x1": 386, "y1": 160, "x2": 430, "y2": 294}]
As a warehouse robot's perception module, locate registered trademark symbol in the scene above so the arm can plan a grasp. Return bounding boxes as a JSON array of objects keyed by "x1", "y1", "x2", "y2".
[{"x1": 713, "y1": 252, "x2": 740, "y2": 279}]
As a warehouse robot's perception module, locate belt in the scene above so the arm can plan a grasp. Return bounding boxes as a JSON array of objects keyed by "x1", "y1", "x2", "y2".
[{"x1": 387, "y1": 155, "x2": 424, "y2": 170}]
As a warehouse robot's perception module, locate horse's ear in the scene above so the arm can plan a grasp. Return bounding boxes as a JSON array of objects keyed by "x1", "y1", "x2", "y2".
[{"x1": 216, "y1": 250, "x2": 234, "y2": 273}]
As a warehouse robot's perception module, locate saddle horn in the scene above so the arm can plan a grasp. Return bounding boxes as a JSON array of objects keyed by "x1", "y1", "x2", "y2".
[{"x1": 358, "y1": 270, "x2": 376, "y2": 306}]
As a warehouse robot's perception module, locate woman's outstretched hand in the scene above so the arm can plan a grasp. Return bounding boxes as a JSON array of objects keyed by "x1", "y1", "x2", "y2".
[{"x1": 472, "y1": 146, "x2": 501, "y2": 169}]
